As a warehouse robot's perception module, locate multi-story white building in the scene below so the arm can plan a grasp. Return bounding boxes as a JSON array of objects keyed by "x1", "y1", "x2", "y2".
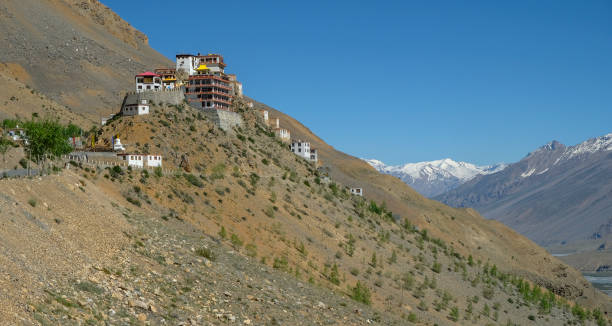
[
  {"x1": 291, "y1": 140, "x2": 311, "y2": 160},
  {"x1": 135, "y1": 72, "x2": 162, "y2": 93},
  {"x1": 176, "y1": 53, "x2": 228, "y2": 76},
  {"x1": 122, "y1": 99, "x2": 149, "y2": 116},
  {"x1": 176, "y1": 54, "x2": 197, "y2": 76}
]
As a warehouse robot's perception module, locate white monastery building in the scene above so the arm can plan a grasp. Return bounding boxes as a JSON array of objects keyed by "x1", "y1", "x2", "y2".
[
  {"x1": 122, "y1": 99, "x2": 150, "y2": 116},
  {"x1": 145, "y1": 155, "x2": 163, "y2": 167},
  {"x1": 291, "y1": 140, "x2": 311, "y2": 160},
  {"x1": 135, "y1": 72, "x2": 162, "y2": 93},
  {"x1": 274, "y1": 128, "x2": 290, "y2": 142},
  {"x1": 117, "y1": 154, "x2": 163, "y2": 168},
  {"x1": 270, "y1": 117, "x2": 290, "y2": 143}
]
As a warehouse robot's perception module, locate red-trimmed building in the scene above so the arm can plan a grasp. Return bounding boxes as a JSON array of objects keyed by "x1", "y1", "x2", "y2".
[
  {"x1": 185, "y1": 54, "x2": 234, "y2": 111},
  {"x1": 135, "y1": 71, "x2": 162, "y2": 93}
]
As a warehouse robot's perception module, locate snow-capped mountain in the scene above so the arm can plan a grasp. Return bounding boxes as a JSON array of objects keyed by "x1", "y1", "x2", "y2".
[
  {"x1": 436, "y1": 132, "x2": 612, "y2": 246},
  {"x1": 364, "y1": 158, "x2": 506, "y2": 197}
]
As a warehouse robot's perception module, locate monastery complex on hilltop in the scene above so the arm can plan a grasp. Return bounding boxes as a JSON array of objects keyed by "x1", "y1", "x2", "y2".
[{"x1": 124, "y1": 52, "x2": 319, "y2": 165}]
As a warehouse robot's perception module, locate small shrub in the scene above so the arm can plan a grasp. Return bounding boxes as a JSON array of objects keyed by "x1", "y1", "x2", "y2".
[
  {"x1": 154, "y1": 166, "x2": 163, "y2": 177},
  {"x1": 218, "y1": 226, "x2": 227, "y2": 239},
  {"x1": 264, "y1": 206, "x2": 275, "y2": 218},
  {"x1": 125, "y1": 196, "x2": 141, "y2": 207},
  {"x1": 196, "y1": 247, "x2": 216, "y2": 261},
  {"x1": 245, "y1": 244, "x2": 257, "y2": 257},
  {"x1": 75, "y1": 281, "x2": 103, "y2": 295},
  {"x1": 483, "y1": 286, "x2": 495, "y2": 300},
  {"x1": 110, "y1": 165, "x2": 123, "y2": 178},
  {"x1": 407, "y1": 313, "x2": 417, "y2": 322},
  {"x1": 448, "y1": 306, "x2": 459, "y2": 321},
  {"x1": 211, "y1": 163, "x2": 226, "y2": 180},
  {"x1": 432, "y1": 262, "x2": 442, "y2": 273},
  {"x1": 273, "y1": 255, "x2": 289, "y2": 271},
  {"x1": 329, "y1": 264, "x2": 340, "y2": 285},
  {"x1": 184, "y1": 173, "x2": 204, "y2": 187},
  {"x1": 249, "y1": 173, "x2": 260, "y2": 187},
  {"x1": 417, "y1": 300, "x2": 428, "y2": 311},
  {"x1": 230, "y1": 233, "x2": 243, "y2": 248},
  {"x1": 28, "y1": 198, "x2": 37, "y2": 207}
]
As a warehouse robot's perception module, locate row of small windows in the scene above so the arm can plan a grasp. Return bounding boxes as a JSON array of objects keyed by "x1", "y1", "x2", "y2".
[
  {"x1": 122, "y1": 156, "x2": 161, "y2": 161},
  {"x1": 137, "y1": 85, "x2": 161, "y2": 90},
  {"x1": 124, "y1": 106, "x2": 146, "y2": 111}
]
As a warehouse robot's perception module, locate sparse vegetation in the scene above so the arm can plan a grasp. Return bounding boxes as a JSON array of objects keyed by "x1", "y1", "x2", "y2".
[
  {"x1": 350, "y1": 281, "x2": 371, "y2": 305},
  {"x1": 195, "y1": 247, "x2": 217, "y2": 261}
]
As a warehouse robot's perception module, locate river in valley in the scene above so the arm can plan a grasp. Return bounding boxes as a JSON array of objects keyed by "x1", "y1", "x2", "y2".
[{"x1": 583, "y1": 272, "x2": 612, "y2": 296}]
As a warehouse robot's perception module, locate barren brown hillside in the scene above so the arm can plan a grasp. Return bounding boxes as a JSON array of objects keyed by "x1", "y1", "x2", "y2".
[
  {"x1": 255, "y1": 99, "x2": 612, "y2": 310},
  {"x1": 0, "y1": 97, "x2": 611, "y2": 324},
  {"x1": 0, "y1": 0, "x2": 171, "y2": 119},
  {"x1": 0, "y1": 1, "x2": 611, "y2": 324}
]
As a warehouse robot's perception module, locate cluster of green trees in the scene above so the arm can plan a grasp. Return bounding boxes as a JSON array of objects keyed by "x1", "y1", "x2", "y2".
[{"x1": 1, "y1": 118, "x2": 82, "y2": 167}]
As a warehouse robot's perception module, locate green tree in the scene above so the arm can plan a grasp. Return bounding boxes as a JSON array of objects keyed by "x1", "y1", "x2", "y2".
[
  {"x1": 388, "y1": 250, "x2": 397, "y2": 264},
  {"x1": 218, "y1": 226, "x2": 227, "y2": 239},
  {"x1": 2, "y1": 119, "x2": 20, "y2": 129},
  {"x1": 64, "y1": 123, "x2": 81, "y2": 138},
  {"x1": 329, "y1": 263, "x2": 340, "y2": 285},
  {"x1": 23, "y1": 119, "x2": 73, "y2": 162},
  {"x1": 345, "y1": 233, "x2": 356, "y2": 257},
  {"x1": 350, "y1": 281, "x2": 371, "y2": 305},
  {"x1": 0, "y1": 136, "x2": 12, "y2": 170}
]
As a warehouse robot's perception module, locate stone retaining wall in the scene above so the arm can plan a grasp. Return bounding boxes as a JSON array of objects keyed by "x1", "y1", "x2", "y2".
[
  {"x1": 122, "y1": 88, "x2": 185, "y2": 109},
  {"x1": 200, "y1": 108, "x2": 243, "y2": 131}
]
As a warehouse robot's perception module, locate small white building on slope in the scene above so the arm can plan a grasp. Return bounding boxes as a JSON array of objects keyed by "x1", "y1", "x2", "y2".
[
  {"x1": 122, "y1": 99, "x2": 150, "y2": 116},
  {"x1": 291, "y1": 140, "x2": 311, "y2": 160},
  {"x1": 117, "y1": 154, "x2": 163, "y2": 168},
  {"x1": 350, "y1": 188, "x2": 363, "y2": 196}
]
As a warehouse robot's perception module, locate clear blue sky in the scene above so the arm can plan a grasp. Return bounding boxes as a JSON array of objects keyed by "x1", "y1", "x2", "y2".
[{"x1": 101, "y1": 0, "x2": 612, "y2": 165}]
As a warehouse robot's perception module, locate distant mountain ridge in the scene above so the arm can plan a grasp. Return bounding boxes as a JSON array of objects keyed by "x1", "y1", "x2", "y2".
[
  {"x1": 364, "y1": 158, "x2": 506, "y2": 197},
  {"x1": 436, "y1": 132, "x2": 612, "y2": 247}
]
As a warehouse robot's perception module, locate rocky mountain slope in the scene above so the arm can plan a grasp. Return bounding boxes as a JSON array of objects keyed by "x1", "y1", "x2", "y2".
[
  {"x1": 0, "y1": 0, "x2": 171, "y2": 119},
  {"x1": 1, "y1": 1, "x2": 612, "y2": 324},
  {"x1": 1, "y1": 101, "x2": 610, "y2": 325},
  {"x1": 436, "y1": 134, "x2": 612, "y2": 248},
  {"x1": 365, "y1": 158, "x2": 506, "y2": 197}
]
